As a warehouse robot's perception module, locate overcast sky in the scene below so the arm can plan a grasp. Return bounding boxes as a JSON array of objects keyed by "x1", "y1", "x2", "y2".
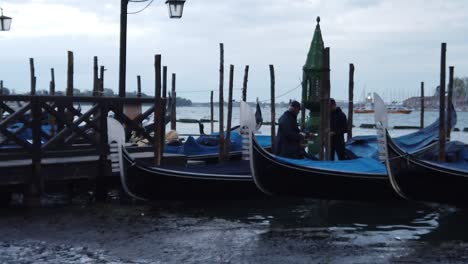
[{"x1": 1, "y1": 0, "x2": 467, "y2": 103}]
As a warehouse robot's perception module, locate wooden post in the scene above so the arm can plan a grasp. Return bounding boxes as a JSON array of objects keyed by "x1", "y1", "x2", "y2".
[
  {"x1": 170, "y1": 73, "x2": 177, "y2": 130},
  {"x1": 242, "y1": 65, "x2": 249, "y2": 102},
  {"x1": 218, "y1": 43, "x2": 226, "y2": 162},
  {"x1": 49, "y1": 69, "x2": 56, "y2": 136},
  {"x1": 447, "y1": 66, "x2": 454, "y2": 139},
  {"x1": 29, "y1": 58, "x2": 36, "y2": 95},
  {"x1": 225, "y1": 65, "x2": 234, "y2": 159},
  {"x1": 67, "y1": 51, "x2": 74, "y2": 96},
  {"x1": 26, "y1": 98, "x2": 42, "y2": 207},
  {"x1": 163, "y1": 66, "x2": 168, "y2": 98},
  {"x1": 50, "y1": 68, "x2": 55, "y2": 95},
  {"x1": 438, "y1": 43, "x2": 446, "y2": 162},
  {"x1": 320, "y1": 48, "x2": 331, "y2": 160},
  {"x1": 96, "y1": 101, "x2": 109, "y2": 201},
  {"x1": 270, "y1": 64, "x2": 276, "y2": 151},
  {"x1": 160, "y1": 97, "x2": 167, "y2": 162},
  {"x1": 420, "y1": 82, "x2": 424, "y2": 128},
  {"x1": 93, "y1": 56, "x2": 99, "y2": 96},
  {"x1": 154, "y1": 54, "x2": 163, "y2": 165},
  {"x1": 347, "y1": 63, "x2": 354, "y2": 141},
  {"x1": 99, "y1": 66, "x2": 105, "y2": 95},
  {"x1": 137, "y1": 75, "x2": 142, "y2": 97},
  {"x1": 210, "y1": 91, "x2": 214, "y2": 134}
]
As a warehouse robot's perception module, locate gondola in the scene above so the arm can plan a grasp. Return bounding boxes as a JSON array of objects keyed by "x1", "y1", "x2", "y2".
[
  {"x1": 108, "y1": 114, "x2": 262, "y2": 200},
  {"x1": 248, "y1": 93, "x2": 456, "y2": 201},
  {"x1": 119, "y1": 146, "x2": 262, "y2": 200},
  {"x1": 385, "y1": 132, "x2": 468, "y2": 205},
  {"x1": 249, "y1": 133, "x2": 399, "y2": 200}
]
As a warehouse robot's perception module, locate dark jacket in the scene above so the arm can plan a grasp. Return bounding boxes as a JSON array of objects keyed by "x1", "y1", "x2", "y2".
[
  {"x1": 275, "y1": 110, "x2": 304, "y2": 159},
  {"x1": 330, "y1": 107, "x2": 348, "y2": 136}
]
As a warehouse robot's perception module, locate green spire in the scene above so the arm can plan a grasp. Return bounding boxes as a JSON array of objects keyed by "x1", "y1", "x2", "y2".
[{"x1": 303, "y1": 16, "x2": 324, "y2": 71}]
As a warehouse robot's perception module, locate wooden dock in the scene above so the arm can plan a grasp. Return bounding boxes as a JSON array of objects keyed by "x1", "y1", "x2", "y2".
[{"x1": 0, "y1": 95, "x2": 161, "y2": 205}]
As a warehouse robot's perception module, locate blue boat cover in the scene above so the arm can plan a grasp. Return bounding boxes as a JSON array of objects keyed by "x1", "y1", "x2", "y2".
[
  {"x1": 419, "y1": 141, "x2": 468, "y2": 172},
  {"x1": 164, "y1": 131, "x2": 271, "y2": 156},
  {"x1": 347, "y1": 106, "x2": 458, "y2": 158},
  {"x1": 275, "y1": 156, "x2": 387, "y2": 175}
]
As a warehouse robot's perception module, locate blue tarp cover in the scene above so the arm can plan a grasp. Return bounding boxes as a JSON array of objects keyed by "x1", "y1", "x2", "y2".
[
  {"x1": 165, "y1": 132, "x2": 271, "y2": 156},
  {"x1": 420, "y1": 141, "x2": 468, "y2": 171},
  {"x1": 275, "y1": 156, "x2": 387, "y2": 175},
  {"x1": 347, "y1": 108, "x2": 458, "y2": 159}
]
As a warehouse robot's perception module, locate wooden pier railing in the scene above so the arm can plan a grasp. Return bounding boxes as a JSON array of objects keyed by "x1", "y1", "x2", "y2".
[{"x1": 0, "y1": 95, "x2": 160, "y2": 205}]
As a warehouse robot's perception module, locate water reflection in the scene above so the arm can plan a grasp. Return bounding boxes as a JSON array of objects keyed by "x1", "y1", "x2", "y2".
[{"x1": 146, "y1": 197, "x2": 455, "y2": 245}]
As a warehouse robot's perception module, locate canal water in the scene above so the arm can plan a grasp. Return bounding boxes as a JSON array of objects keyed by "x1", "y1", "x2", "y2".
[
  {"x1": 1, "y1": 197, "x2": 468, "y2": 263},
  {"x1": 1, "y1": 106, "x2": 467, "y2": 263}
]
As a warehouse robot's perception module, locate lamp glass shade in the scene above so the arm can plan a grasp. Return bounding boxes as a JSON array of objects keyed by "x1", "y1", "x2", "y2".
[
  {"x1": 0, "y1": 15, "x2": 12, "y2": 31},
  {"x1": 165, "y1": 0, "x2": 185, "y2": 19}
]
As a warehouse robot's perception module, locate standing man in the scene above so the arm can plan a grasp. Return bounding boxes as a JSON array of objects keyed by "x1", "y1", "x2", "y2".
[
  {"x1": 275, "y1": 100, "x2": 307, "y2": 159},
  {"x1": 330, "y1": 98, "x2": 348, "y2": 160}
]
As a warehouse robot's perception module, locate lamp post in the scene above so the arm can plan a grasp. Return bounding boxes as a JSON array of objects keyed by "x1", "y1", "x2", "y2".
[
  {"x1": 0, "y1": 7, "x2": 12, "y2": 31},
  {"x1": 118, "y1": 0, "x2": 185, "y2": 98}
]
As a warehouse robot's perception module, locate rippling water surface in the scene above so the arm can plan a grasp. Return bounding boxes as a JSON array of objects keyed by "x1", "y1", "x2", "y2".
[{"x1": 2, "y1": 197, "x2": 468, "y2": 263}]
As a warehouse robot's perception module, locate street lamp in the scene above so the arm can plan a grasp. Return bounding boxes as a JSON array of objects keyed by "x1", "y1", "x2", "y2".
[
  {"x1": 166, "y1": 0, "x2": 185, "y2": 18},
  {"x1": 119, "y1": 0, "x2": 185, "y2": 98},
  {"x1": 0, "y1": 7, "x2": 12, "y2": 31}
]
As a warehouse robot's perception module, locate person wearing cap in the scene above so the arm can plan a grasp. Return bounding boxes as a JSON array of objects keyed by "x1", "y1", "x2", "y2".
[
  {"x1": 330, "y1": 98, "x2": 348, "y2": 160},
  {"x1": 275, "y1": 100, "x2": 308, "y2": 159}
]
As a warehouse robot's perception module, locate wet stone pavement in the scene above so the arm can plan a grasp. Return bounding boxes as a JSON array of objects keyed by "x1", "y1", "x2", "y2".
[{"x1": 1, "y1": 197, "x2": 468, "y2": 264}]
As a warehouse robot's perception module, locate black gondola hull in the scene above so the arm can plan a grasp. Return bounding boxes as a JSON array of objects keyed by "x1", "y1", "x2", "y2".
[
  {"x1": 122, "y1": 149, "x2": 262, "y2": 200},
  {"x1": 386, "y1": 134, "x2": 468, "y2": 205},
  {"x1": 250, "y1": 135, "x2": 399, "y2": 201}
]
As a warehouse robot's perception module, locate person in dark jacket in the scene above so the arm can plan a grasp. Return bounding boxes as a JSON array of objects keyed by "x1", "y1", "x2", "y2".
[
  {"x1": 275, "y1": 100, "x2": 306, "y2": 159},
  {"x1": 330, "y1": 98, "x2": 348, "y2": 160}
]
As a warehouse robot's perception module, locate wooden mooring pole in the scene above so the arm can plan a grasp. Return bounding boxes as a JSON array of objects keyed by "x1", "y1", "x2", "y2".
[
  {"x1": 438, "y1": 43, "x2": 446, "y2": 162},
  {"x1": 218, "y1": 43, "x2": 226, "y2": 162},
  {"x1": 171, "y1": 73, "x2": 177, "y2": 131},
  {"x1": 163, "y1": 66, "x2": 168, "y2": 98},
  {"x1": 347, "y1": 63, "x2": 354, "y2": 141},
  {"x1": 210, "y1": 91, "x2": 214, "y2": 134},
  {"x1": 67, "y1": 51, "x2": 74, "y2": 96},
  {"x1": 50, "y1": 68, "x2": 55, "y2": 95},
  {"x1": 447, "y1": 66, "x2": 454, "y2": 139},
  {"x1": 29, "y1": 58, "x2": 36, "y2": 95},
  {"x1": 99, "y1": 66, "x2": 105, "y2": 94},
  {"x1": 242, "y1": 65, "x2": 249, "y2": 102},
  {"x1": 93, "y1": 56, "x2": 99, "y2": 96},
  {"x1": 420, "y1": 82, "x2": 424, "y2": 128},
  {"x1": 225, "y1": 65, "x2": 234, "y2": 159},
  {"x1": 49, "y1": 68, "x2": 56, "y2": 136},
  {"x1": 270, "y1": 64, "x2": 276, "y2": 151},
  {"x1": 137, "y1": 75, "x2": 142, "y2": 97},
  {"x1": 320, "y1": 47, "x2": 331, "y2": 160},
  {"x1": 154, "y1": 54, "x2": 163, "y2": 166}
]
